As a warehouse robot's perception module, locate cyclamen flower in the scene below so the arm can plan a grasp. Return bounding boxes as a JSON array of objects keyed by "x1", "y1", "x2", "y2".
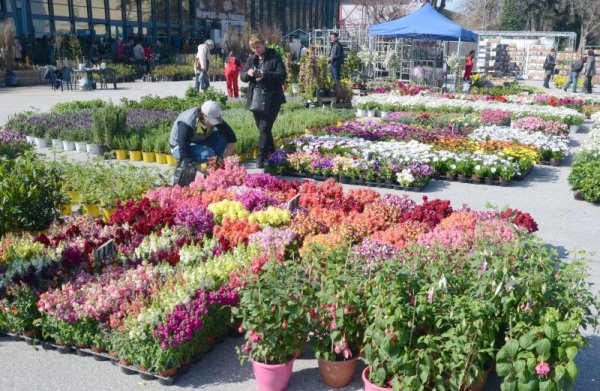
[{"x1": 535, "y1": 362, "x2": 551, "y2": 377}]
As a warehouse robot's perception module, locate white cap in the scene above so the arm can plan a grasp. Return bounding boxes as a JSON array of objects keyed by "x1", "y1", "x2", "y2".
[
  {"x1": 201, "y1": 101, "x2": 222, "y2": 125},
  {"x1": 204, "y1": 39, "x2": 215, "y2": 47}
]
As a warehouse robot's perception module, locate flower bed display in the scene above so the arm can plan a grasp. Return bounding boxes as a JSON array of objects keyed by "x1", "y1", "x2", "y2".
[
  {"x1": 1, "y1": 158, "x2": 598, "y2": 390},
  {"x1": 354, "y1": 94, "x2": 586, "y2": 125}
]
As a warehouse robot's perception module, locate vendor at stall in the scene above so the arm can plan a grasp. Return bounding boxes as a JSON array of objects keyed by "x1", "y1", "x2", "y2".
[{"x1": 169, "y1": 100, "x2": 237, "y2": 186}]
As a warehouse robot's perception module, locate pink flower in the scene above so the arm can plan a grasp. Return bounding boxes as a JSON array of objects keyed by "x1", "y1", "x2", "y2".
[
  {"x1": 535, "y1": 362, "x2": 551, "y2": 377},
  {"x1": 427, "y1": 288, "x2": 435, "y2": 303}
]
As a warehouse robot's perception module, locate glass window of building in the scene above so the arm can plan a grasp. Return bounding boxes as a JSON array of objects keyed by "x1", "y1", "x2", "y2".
[
  {"x1": 169, "y1": 0, "x2": 180, "y2": 24},
  {"x1": 54, "y1": 20, "x2": 71, "y2": 34},
  {"x1": 125, "y1": 0, "x2": 138, "y2": 22},
  {"x1": 182, "y1": 1, "x2": 191, "y2": 25},
  {"x1": 108, "y1": 0, "x2": 122, "y2": 21},
  {"x1": 155, "y1": 1, "x2": 167, "y2": 23},
  {"x1": 72, "y1": 0, "x2": 87, "y2": 18},
  {"x1": 93, "y1": 23, "x2": 107, "y2": 36},
  {"x1": 53, "y1": 1, "x2": 70, "y2": 18},
  {"x1": 91, "y1": 2, "x2": 105, "y2": 19},
  {"x1": 32, "y1": 18, "x2": 52, "y2": 36},
  {"x1": 141, "y1": 0, "x2": 152, "y2": 23},
  {"x1": 75, "y1": 21, "x2": 89, "y2": 33},
  {"x1": 30, "y1": 1, "x2": 49, "y2": 15}
]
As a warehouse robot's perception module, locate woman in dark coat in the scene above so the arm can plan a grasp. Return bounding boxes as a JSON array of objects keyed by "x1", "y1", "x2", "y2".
[{"x1": 240, "y1": 34, "x2": 286, "y2": 168}]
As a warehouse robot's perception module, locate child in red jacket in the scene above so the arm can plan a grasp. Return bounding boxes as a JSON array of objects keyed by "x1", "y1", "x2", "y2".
[{"x1": 225, "y1": 51, "x2": 241, "y2": 98}]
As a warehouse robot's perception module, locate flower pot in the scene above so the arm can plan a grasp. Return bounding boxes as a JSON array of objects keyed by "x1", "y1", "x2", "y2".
[
  {"x1": 367, "y1": 110, "x2": 378, "y2": 118},
  {"x1": 119, "y1": 358, "x2": 131, "y2": 366},
  {"x1": 471, "y1": 176, "x2": 482, "y2": 184},
  {"x1": 63, "y1": 140, "x2": 76, "y2": 151},
  {"x1": 75, "y1": 141, "x2": 87, "y2": 152},
  {"x1": 362, "y1": 368, "x2": 392, "y2": 391},
  {"x1": 318, "y1": 356, "x2": 358, "y2": 388},
  {"x1": 86, "y1": 143, "x2": 104, "y2": 155},
  {"x1": 166, "y1": 154, "x2": 178, "y2": 165},
  {"x1": 68, "y1": 191, "x2": 80, "y2": 204},
  {"x1": 102, "y1": 208, "x2": 115, "y2": 222},
  {"x1": 25, "y1": 135, "x2": 35, "y2": 144},
  {"x1": 356, "y1": 109, "x2": 367, "y2": 118},
  {"x1": 457, "y1": 175, "x2": 467, "y2": 183},
  {"x1": 484, "y1": 178, "x2": 494, "y2": 185},
  {"x1": 252, "y1": 359, "x2": 295, "y2": 391},
  {"x1": 82, "y1": 204, "x2": 100, "y2": 218},
  {"x1": 35, "y1": 137, "x2": 50, "y2": 148},
  {"x1": 156, "y1": 153, "x2": 168, "y2": 164},
  {"x1": 159, "y1": 367, "x2": 178, "y2": 378},
  {"x1": 142, "y1": 151, "x2": 156, "y2": 163},
  {"x1": 574, "y1": 191, "x2": 584, "y2": 200},
  {"x1": 60, "y1": 204, "x2": 72, "y2": 216},
  {"x1": 380, "y1": 111, "x2": 390, "y2": 119},
  {"x1": 52, "y1": 139, "x2": 64, "y2": 149},
  {"x1": 22, "y1": 330, "x2": 34, "y2": 338},
  {"x1": 115, "y1": 149, "x2": 128, "y2": 160},
  {"x1": 129, "y1": 150, "x2": 142, "y2": 161},
  {"x1": 570, "y1": 124, "x2": 579, "y2": 133},
  {"x1": 498, "y1": 179, "x2": 509, "y2": 186}
]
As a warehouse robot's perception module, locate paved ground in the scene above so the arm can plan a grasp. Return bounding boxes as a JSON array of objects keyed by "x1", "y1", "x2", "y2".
[{"x1": 1, "y1": 80, "x2": 600, "y2": 390}]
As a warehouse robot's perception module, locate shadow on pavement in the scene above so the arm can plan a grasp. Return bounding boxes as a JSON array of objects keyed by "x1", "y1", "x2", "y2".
[{"x1": 510, "y1": 165, "x2": 560, "y2": 188}]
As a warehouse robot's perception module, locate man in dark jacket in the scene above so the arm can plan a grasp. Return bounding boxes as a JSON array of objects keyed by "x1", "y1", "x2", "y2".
[
  {"x1": 543, "y1": 48, "x2": 556, "y2": 89},
  {"x1": 240, "y1": 34, "x2": 287, "y2": 168},
  {"x1": 584, "y1": 49, "x2": 596, "y2": 94},
  {"x1": 563, "y1": 55, "x2": 586, "y2": 93},
  {"x1": 169, "y1": 100, "x2": 237, "y2": 184},
  {"x1": 328, "y1": 32, "x2": 344, "y2": 82}
]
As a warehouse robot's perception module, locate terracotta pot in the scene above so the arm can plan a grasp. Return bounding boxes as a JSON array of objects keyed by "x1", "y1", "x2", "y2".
[
  {"x1": 22, "y1": 330, "x2": 34, "y2": 338},
  {"x1": 464, "y1": 367, "x2": 492, "y2": 391},
  {"x1": 159, "y1": 367, "x2": 177, "y2": 377},
  {"x1": 362, "y1": 368, "x2": 392, "y2": 391},
  {"x1": 119, "y1": 358, "x2": 131, "y2": 366},
  {"x1": 91, "y1": 346, "x2": 105, "y2": 353},
  {"x1": 318, "y1": 356, "x2": 358, "y2": 388},
  {"x1": 252, "y1": 359, "x2": 295, "y2": 391},
  {"x1": 181, "y1": 358, "x2": 192, "y2": 367}
]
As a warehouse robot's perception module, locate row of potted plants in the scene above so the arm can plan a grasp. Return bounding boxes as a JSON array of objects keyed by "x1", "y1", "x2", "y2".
[
  {"x1": 353, "y1": 94, "x2": 586, "y2": 125},
  {"x1": 1, "y1": 159, "x2": 598, "y2": 390},
  {"x1": 569, "y1": 112, "x2": 600, "y2": 203}
]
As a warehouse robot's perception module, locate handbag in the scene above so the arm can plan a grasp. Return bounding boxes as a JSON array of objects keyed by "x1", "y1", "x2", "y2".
[
  {"x1": 249, "y1": 87, "x2": 273, "y2": 114},
  {"x1": 172, "y1": 160, "x2": 197, "y2": 187}
]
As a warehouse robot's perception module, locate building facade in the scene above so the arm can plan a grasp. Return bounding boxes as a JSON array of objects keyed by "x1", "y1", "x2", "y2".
[{"x1": 0, "y1": 0, "x2": 340, "y2": 42}]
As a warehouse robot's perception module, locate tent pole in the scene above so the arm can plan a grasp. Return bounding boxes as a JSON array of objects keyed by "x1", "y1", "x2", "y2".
[{"x1": 456, "y1": 37, "x2": 462, "y2": 91}]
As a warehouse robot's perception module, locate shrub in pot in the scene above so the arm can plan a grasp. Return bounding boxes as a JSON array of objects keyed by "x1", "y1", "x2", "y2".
[
  {"x1": 304, "y1": 252, "x2": 366, "y2": 388},
  {"x1": 0, "y1": 152, "x2": 65, "y2": 235},
  {"x1": 233, "y1": 260, "x2": 310, "y2": 391}
]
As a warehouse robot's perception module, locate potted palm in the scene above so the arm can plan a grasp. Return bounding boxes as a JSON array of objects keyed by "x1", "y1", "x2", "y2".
[
  {"x1": 305, "y1": 255, "x2": 366, "y2": 388},
  {"x1": 233, "y1": 260, "x2": 310, "y2": 391}
]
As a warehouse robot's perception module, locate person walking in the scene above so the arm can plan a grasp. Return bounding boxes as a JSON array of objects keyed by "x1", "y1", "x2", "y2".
[
  {"x1": 543, "y1": 48, "x2": 556, "y2": 89},
  {"x1": 328, "y1": 32, "x2": 344, "y2": 82},
  {"x1": 584, "y1": 49, "x2": 596, "y2": 94},
  {"x1": 195, "y1": 39, "x2": 214, "y2": 92},
  {"x1": 224, "y1": 51, "x2": 241, "y2": 98},
  {"x1": 169, "y1": 100, "x2": 237, "y2": 186},
  {"x1": 240, "y1": 34, "x2": 286, "y2": 169},
  {"x1": 463, "y1": 50, "x2": 475, "y2": 81},
  {"x1": 563, "y1": 54, "x2": 586, "y2": 93}
]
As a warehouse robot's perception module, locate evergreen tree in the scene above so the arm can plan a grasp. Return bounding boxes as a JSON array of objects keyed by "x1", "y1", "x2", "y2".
[{"x1": 500, "y1": 0, "x2": 526, "y2": 30}]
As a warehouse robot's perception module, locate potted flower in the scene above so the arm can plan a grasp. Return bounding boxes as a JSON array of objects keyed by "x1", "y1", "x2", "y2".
[
  {"x1": 233, "y1": 260, "x2": 310, "y2": 391},
  {"x1": 366, "y1": 102, "x2": 379, "y2": 118},
  {"x1": 380, "y1": 104, "x2": 394, "y2": 119},
  {"x1": 49, "y1": 128, "x2": 64, "y2": 150},
  {"x1": 305, "y1": 256, "x2": 366, "y2": 388},
  {"x1": 498, "y1": 165, "x2": 516, "y2": 185},
  {"x1": 61, "y1": 129, "x2": 76, "y2": 151},
  {"x1": 112, "y1": 135, "x2": 129, "y2": 160}
]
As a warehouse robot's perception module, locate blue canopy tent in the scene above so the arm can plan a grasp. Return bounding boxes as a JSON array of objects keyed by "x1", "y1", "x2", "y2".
[
  {"x1": 368, "y1": 3, "x2": 477, "y2": 42},
  {"x1": 368, "y1": 4, "x2": 478, "y2": 87}
]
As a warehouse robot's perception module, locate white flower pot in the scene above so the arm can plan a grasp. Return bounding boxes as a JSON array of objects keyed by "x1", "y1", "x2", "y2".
[
  {"x1": 75, "y1": 142, "x2": 87, "y2": 152},
  {"x1": 356, "y1": 109, "x2": 367, "y2": 118},
  {"x1": 570, "y1": 125, "x2": 579, "y2": 133},
  {"x1": 35, "y1": 137, "x2": 50, "y2": 148},
  {"x1": 86, "y1": 143, "x2": 104, "y2": 155},
  {"x1": 52, "y1": 139, "x2": 64, "y2": 149},
  {"x1": 63, "y1": 140, "x2": 76, "y2": 151},
  {"x1": 367, "y1": 110, "x2": 378, "y2": 118},
  {"x1": 380, "y1": 111, "x2": 390, "y2": 119},
  {"x1": 25, "y1": 135, "x2": 35, "y2": 144}
]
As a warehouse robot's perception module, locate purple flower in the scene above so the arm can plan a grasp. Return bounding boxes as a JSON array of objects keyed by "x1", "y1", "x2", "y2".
[
  {"x1": 175, "y1": 205, "x2": 214, "y2": 237},
  {"x1": 236, "y1": 189, "x2": 279, "y2": 212},
  {"x1": 249, "y1": 227, "x2": 297, "y2": 251}
]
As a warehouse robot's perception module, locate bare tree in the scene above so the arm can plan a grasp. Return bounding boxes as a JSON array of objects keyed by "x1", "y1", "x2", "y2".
[
  {"x1": 360, "y1": 0, "x2": 419, "y2": 23},
  {"x1": 458, "y1": 0, "x2": 502, "y2": 30},
  {"x1": 568, "y1": 0, "x2": 600, "y2": 51}
]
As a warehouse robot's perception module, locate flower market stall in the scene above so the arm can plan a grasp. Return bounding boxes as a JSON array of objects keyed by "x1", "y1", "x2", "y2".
[
  {"x1": 0, "y1": 154, "x2": 598, "y2": 390},
  {"x1": 367, "y1": 3, "x2": 478, "y2": 87}
]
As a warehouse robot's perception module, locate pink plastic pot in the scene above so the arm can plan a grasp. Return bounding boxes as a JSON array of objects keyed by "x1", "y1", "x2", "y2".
[
  {"x1": 252, "y1": 359, "x2": 295, "y2": 391},
  {"x1": 362, "y1": 367, "x2": 392, "y2": 391}
]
